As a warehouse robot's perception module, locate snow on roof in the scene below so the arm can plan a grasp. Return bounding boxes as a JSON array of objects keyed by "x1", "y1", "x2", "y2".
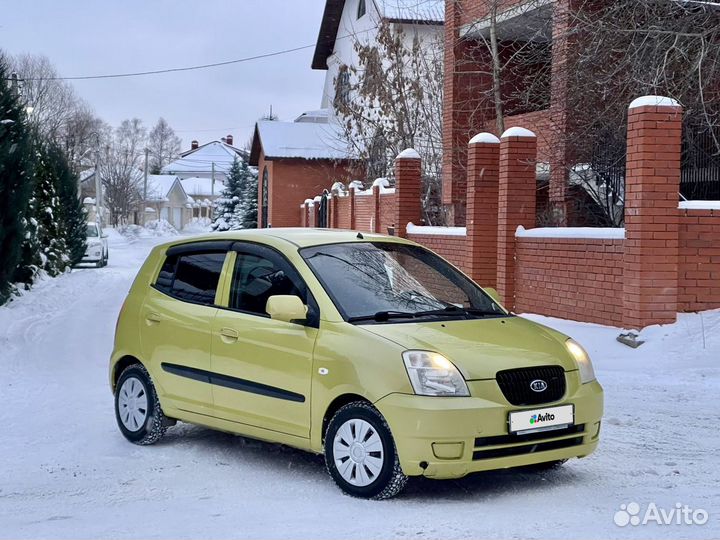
[
  {"x1": 162, "y1": 141, "x2": 246, "y2": 175},
  {"x1": 145, "y1": 175, "x2": 183, "y2": 202},
  {"x1": 250, "y1": 120, "x2": 353, "y2": 163},
  {"x1": 377, "y1": 0, "x2": 445, "y2": 23},
  {"x1": 181, "y1": 177, "x2": 224, "y2": 197},
  {"x1": 295, "y1": 109, "x2": 331, "y2": 123}
]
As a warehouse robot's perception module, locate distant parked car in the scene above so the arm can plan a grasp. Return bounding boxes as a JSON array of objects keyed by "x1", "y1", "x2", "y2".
[{"x1": 83, "y1": 221, "x2": 108, "y2": 267}]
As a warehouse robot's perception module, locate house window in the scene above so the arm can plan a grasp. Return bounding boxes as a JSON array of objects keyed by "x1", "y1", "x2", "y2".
[
  {"x1": 357, "y1": 0, "x2": 366, "y2": 19},
  {"x1": 261, "y1": 167, "x2": 269, "y2": 228}
]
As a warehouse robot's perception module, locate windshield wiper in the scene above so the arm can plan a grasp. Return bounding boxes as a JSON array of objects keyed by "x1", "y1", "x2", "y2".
[
  {"x1": 412, "y1": 305, "x2": 506, "y2": 318},
  {"x1": 348, "y1": 311, "x2": 420, "y2": 323}
]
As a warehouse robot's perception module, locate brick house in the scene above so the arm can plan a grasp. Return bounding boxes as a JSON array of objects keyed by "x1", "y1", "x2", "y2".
[
  {"x1": 443, "y1": 0, "x2": 583, "y2": 225},
  {"x1": 249, "y1": 111, "x2": 361, "y2": 228}
]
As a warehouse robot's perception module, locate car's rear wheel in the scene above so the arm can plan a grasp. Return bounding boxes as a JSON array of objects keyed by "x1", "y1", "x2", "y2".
[
  {"x1": 324, "y1": 401, "x2": 407, "y2": 499},
  {"x1": 114, "y1": 364, "x2": 167, "y2": 445}
]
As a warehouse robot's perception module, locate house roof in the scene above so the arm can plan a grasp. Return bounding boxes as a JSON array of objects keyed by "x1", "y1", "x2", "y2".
[
  {"x1": 145, "y1": 175, "x2": 187, "y2": 202},
  {"x1": 249, "y1": 119, "x2": 354, "y2": 165},
  {"x1": 312, "y1": 0, "x2": 445, "y2": 70},
  {"x1": 162, "y1": 141, "x2": 248, "y2": 175},
  {"x1": 181, "y1": 177, "x2": 225, "y2": 198}
]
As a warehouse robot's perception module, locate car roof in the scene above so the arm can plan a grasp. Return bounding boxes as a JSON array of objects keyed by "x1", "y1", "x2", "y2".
[{"x1": 156, "y1": 228, "x2": 414, "y2": 251}]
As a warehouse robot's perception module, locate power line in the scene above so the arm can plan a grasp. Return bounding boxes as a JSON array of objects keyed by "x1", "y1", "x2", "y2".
[
  {"x1": 5, "y1": 25, "x2": 380, "y2": 82},
  {"x1": 6, "y1": 43, "x2": 316, "y2": 82}
]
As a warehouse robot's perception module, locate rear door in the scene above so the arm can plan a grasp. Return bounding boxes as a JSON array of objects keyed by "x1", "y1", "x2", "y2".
[
  {"x1": 142, "y1": 244, "x2": 230, "y2": 415},
  {"x1": 210, "y1": 242, "x2": 318, "y2": 438}
]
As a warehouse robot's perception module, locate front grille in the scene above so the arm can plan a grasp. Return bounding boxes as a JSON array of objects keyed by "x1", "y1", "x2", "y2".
[
  {"x1": 496, "y1": 365, "x2": 566, "y2": 405},
  {"x1": 473, "y1": 436, "x2": 584, "y2": 461}
]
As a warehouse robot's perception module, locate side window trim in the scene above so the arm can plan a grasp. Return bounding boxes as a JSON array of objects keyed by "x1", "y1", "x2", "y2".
[
  {"x1": 152, "y1": 247, "x2": 231, "y2": 308},
  {"x1": 227, "y1": 241, "x2": 320, "y2": 327},
  {"x1": 215, "y1": 251, "x2": 236, "y2": 308}
]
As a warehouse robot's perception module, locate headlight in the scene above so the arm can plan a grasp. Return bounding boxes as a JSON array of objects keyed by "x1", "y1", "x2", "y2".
[
  {"x1": 566, "y1": 339, "x2": 596, "y2": 383},
  {"x1": 402, "y1": 351, "x2": 469, "y2": 397}
]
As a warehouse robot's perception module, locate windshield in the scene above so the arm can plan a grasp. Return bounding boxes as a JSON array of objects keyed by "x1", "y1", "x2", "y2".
[
  {"x1": 86, "y1": 224, "x2": 99, "y2": 237},
  {"x1": 301, "y1": 242, "x2": 506, "y2": 323}
]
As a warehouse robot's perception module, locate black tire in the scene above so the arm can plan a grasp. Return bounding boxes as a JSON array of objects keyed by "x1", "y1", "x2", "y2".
[
  {"x1": 324, "y1": 401, "x2": 407, "y2": 500},
  {"x1": 114, "y1": 363, "x2": 167, "y2": 445}
]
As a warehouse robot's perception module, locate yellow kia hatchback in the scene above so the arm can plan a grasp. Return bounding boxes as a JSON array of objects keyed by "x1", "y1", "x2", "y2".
[{"x1": 110, "y1": 229, "x2": 603, "y2": 499}]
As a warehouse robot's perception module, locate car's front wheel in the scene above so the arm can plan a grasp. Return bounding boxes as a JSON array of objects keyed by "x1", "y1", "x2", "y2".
[
  {"x1": 114, "y1": 364, "x2": 167, "y2": 445},
  {"x1": 324, "y1": 401, "x2": 407, "y2": 499}
]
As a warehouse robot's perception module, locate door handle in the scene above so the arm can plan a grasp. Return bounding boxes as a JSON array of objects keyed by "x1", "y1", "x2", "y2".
[
  {"x1": 219, "y1": 327, "x2": 239, "y2": 342},
  {"x1": 146, "y1": 312, "x2": 162, "y2": 324}
]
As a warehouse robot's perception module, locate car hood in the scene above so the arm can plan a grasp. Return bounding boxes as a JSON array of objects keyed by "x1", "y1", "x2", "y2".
[{"x1": 359, "y1": 316, "x2": 577, "y2": 380}]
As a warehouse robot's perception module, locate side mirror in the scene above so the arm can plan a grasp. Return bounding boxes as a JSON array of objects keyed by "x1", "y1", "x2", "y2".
[
  {"x1": 484, "y1": 287, "x2": 502, "y2": 305},
  {"x1": 266, "y1": 295, "x2": 307, "y2": 323}
]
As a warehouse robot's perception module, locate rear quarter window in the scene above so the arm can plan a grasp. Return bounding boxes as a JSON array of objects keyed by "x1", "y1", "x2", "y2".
[{"x1": 154, "y1": 252, "x2": 226, "y2": 305}]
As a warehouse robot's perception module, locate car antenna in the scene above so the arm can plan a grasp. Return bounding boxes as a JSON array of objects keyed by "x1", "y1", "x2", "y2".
[{"x1": 356, "y1": 232, "x2": 364, "y2": 240}]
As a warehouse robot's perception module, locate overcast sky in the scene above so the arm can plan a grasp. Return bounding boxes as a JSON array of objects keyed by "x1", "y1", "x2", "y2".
[{"x1": 1, "y1": 0, "x2": 328, "y2": 149}]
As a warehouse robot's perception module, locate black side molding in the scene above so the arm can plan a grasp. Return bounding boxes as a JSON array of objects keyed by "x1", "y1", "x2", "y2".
[{"x1": 161, "y1": 363, "x2": 305, "y2": 403}]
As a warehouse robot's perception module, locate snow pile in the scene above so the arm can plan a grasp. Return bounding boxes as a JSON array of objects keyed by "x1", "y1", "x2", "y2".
[
  {"x1": 183, "y1": 217, "x2": 212, "y2": 233},
  {"x1": 118, "y1": 220, "x2": 178, "y2": 241},
  {"x1": 407, "y1": 223, "x2": 467, "y2": 236},
  {"x1": 516, "y1": 226, "x2": 625, "y2": 239}
]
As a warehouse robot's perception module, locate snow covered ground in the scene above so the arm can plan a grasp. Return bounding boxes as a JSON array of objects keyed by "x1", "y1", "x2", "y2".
[{"x1": 0, "y1": 230, "x2": 717, "y2": 539}]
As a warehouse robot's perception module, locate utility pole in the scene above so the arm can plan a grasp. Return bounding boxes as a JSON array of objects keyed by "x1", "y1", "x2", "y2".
[
  {"x1": 94, "y1": 144, "x2": 102, "y2": 228},
  {"x1": 211, "y1": 162, "x2": 215, "y2": 197},
  {"x1": 143, "y1": 148, "x2": 149, "y2": 225}
]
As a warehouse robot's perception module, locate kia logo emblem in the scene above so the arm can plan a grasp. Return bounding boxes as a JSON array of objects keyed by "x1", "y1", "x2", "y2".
[{"x1": 530, "y1": 379, "x2": 548, "y2": 392}]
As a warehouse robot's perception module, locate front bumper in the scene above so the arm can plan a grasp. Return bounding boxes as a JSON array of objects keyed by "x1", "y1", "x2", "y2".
[
  {"x1": 375, "y1": 372, "x2": 603, "y2": 479},
  {"x1": 82, "y1": 246, "x2": 103, "y2": 263}
]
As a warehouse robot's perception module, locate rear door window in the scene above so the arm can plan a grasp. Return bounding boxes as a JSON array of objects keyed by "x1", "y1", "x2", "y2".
[{"x1": 155, "y1": 252, "x2": 226, "y2": 306}]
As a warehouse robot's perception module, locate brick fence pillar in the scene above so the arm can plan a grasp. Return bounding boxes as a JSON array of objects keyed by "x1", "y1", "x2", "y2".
[
  {"x1": 497, "y1": 128, "x2": 537, "y2": 309},
  {"x1": 330, "y1": 193, "x2": 339, "y2": 229},
  {"x1": 394, "y1": 148, "x2": 423, "y2": 238},
  {"x1": 622, "y1": 96, "x2": 683, "y2": 329},
  {"x1": 372, "y1": 185, "x2": 381, "y2": 233},
  {"x1": 467, "y1": 133, "x2": 500, "y2": 287},
  {"x1": 349, "y1": 187, "x2": 356, "y2": 230},
  {"x1": 300, "y1": 202, "x2": 308, "y2": 227},
  {"x1": 308, "y1": 200, "x2": 317, "y2": 228}
]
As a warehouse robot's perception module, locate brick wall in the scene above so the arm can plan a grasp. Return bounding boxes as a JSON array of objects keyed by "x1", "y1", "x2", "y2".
[
  {"x1": 406, "y1": 233, "x2": 469, "y2": 273},
  {"x1": 515, "y1": 237, "x2": 625, "y2": 326},
  {"x1": 678, "y1": 208, "x2": 720, "y2": 311},
  {"x1": 259, "y1": 151, "x2": 361, "y2": 228}
]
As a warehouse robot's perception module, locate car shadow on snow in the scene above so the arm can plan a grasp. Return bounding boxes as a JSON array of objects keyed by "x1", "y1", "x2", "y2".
[{"x1": 157, "y1": 424, "x2": 592, "y2": 501}]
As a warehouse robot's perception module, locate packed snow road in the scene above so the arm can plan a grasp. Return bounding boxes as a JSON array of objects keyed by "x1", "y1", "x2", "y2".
[{"x1": 1, "y1": 230, "x2": 718, "y2": 539}]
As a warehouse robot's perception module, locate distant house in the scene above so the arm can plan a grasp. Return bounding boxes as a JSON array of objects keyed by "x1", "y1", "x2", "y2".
[
  {"x1": 312, "y1": 0, "x2": 444, "y2": 111},
  {"x1": 248, "y1": 0, "x2": 444, "y2": 228},
  {"x1": 180, "y1": 176, "x2": 224, "y2": 218},
  {"x1": 142, "y1": 174, "x2": 193, "y2": 229},
  {"x1": 161, "y1": 136, "x2": 249, "y2": 184},
  {"x1": 249, "y1": 111, "x2": 361, "y2": 228}
]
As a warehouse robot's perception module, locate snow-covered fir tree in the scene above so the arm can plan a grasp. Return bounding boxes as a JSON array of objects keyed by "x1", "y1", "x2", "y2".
[
  {"x1": 212, "y1": 157, "x2": 257, "y2": 231},
  {"x1": 32, "y1": 143, "x2": 69, "y2": 276}
]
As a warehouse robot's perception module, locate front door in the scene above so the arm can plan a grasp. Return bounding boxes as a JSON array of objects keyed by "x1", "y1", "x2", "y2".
[
  {"x1": 142, "y1": 249, "x2": 228, "y2": 414},
  {"x1": 210, "y1": 243, "x2": 318, "y2": 438}
]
